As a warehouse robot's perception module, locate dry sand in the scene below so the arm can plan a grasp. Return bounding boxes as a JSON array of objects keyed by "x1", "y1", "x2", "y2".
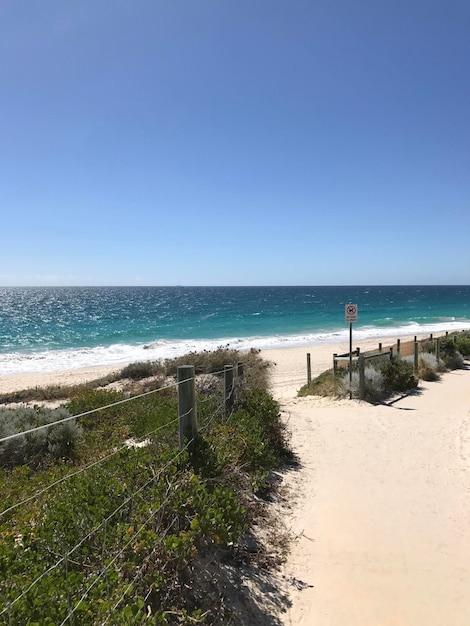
[
  {"x1": 0, "y1": 364, "x2": 120, "y2": 395},
  {"x1": 1, "y1": 335, "x2": 469, "y2": 625},
  {"x1": 261, "y1": 337, "x2": 470, "y2": 626}
]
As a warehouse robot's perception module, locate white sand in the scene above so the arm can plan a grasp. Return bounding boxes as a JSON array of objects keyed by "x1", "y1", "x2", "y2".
[
  {"x1": 261, "y1": 337, "x2": 470, "y2": 626},
  {"x1": 0, "y1": 365, "x2": 120, "y2": 394}
]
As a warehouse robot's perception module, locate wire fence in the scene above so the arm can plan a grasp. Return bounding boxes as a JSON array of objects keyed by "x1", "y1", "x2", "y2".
[{"x1": 0, "y1": 363, "x2": 245, "y2": 624}]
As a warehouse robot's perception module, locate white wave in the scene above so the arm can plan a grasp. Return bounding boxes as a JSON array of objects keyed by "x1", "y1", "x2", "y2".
[{"x1": 1, "y1": 319, "x2": 470, "y2": 376}]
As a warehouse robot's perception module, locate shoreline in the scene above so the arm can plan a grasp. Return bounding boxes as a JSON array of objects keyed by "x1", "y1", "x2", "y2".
[
  {"x1": 1, "y1": 320, "x2": 469, "y2": 379},
  {"x1": 0, "y1": 330, "x2": 450, "y2": 395}
]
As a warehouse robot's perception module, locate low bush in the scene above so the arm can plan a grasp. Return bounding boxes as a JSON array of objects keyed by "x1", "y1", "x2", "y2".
[
  {"x1": 0, "y1": 406, "x2": 81, "y2": 469},
  {"x1": 455, "y1": 336, "x2": 470, "y2": 357},
  {"x1": 380, "y1": 359, "x2": 418, "y2": 394},
  {"x1": 119, "y1": 360, "x2": 163, "y2": 380},
  {"x1": 341, "y1": 366, "x2": 385, "y2": 401},
  {"x1": 417, "y1": 352, "x2": 442, "y2": 381},
  {"x1": 298, "y1": 369, "x2": 337, "y2": 397},
  {"x1": 439, "y1": 339, "x2": 466, "y2": 369},
  {"x1": 445, "y1": 350, "x2": 465, "y2": 370},
  {"x1": 163, "y1": 346, "x2": 270, "y2": 391}
]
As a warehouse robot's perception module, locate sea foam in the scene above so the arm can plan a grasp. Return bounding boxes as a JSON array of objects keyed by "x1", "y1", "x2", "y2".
[{"x1": 1, "y1": 319, "x2": 469, "y2": 376}]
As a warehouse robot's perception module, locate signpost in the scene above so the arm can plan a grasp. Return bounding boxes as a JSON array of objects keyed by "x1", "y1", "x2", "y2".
[{"x1": 345, "y1": 304, "x2": 358, "y2": 399}]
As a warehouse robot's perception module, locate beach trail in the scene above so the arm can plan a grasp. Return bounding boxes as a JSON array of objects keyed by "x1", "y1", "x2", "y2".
[{"x1": 261, "y1": 345, "x2": 470, "y2": 626}]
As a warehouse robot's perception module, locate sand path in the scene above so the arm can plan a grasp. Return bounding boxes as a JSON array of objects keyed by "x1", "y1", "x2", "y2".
[{"x1": 261, "y1": 346, "x2": 470, "y2": 626}]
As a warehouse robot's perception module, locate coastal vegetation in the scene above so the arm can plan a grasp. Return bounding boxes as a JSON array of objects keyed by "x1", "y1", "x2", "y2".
[
  {"x1": 298, "y1": 331, "x2": 470, "y2": 401},
  {"x1": 0, "y1": 348, "x2": 292, "y2": 625}
]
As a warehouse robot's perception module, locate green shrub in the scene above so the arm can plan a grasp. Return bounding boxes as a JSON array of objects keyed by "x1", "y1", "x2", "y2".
[
  {"x1": 381, "y1": 359, "x2": 418, "y2": 393},
  {"x1": 437, "y1": 339, "x2": 465, "y2": 369},
  {"x1": 341, "y1": 366, "x2": 385, "y2": 401},
  {"x1": 445, "y1": 350, "x2": 465, "y2": 369},
  {"x1": 163, "y1": 346, "x2": 270, "y2": 391},
  {"x1": 455, "y1": 336, "x2": 470, "y2": 357},
  {"x1": 417, "y1": 353, "x2": 442, "y2": 381},
  {"x1": 67, "y1": 388, "x2": 127, "y2": 428},
  {"x1": 119, "y1": 360, "x2": 163, "y2": 380},
  {"x1": 298, "y1": 369, "x2": 337, "y2": 397},
  {"x1": 0, "y1": 406, "x2": 81, "y2": 469}
]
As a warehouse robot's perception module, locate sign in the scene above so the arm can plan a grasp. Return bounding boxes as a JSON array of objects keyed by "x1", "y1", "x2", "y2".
[{"x1": 345, "y1": 303, "x2": 358, "y2": 323}]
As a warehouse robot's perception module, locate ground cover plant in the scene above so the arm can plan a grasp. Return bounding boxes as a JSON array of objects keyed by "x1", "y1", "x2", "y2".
[{"x1": 0, "y1": 349, "x2": 290, "y2": 625}]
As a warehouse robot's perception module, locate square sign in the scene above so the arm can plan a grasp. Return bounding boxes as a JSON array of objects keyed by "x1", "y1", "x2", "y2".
[{"x1": 345, "y1": 303, "x2": 358, "y2": 323}]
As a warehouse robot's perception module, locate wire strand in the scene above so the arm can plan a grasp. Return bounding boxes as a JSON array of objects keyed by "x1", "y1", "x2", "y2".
[
  {"x1": 1, "y1": 438, "x2": 195, "y2": 617},
  {"x1": 0, "y1": 414, "x2": 181, "y2": 518},
  {"x1": 0, "y1": 378, "x2": 184, "y2": 444}
]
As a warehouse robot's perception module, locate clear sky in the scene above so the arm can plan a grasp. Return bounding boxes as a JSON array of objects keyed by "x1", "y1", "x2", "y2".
[{"x1": 1, "y1": 0, "x2": 469, "y2": 286}]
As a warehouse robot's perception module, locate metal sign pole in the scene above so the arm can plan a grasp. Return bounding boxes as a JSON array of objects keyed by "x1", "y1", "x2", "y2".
[
  {"x1": 345, "y1": 303, "x2": 358, "y2": 400},
  {"x1": 349, "y1": 321, "x2": 353, "y2": 399}
]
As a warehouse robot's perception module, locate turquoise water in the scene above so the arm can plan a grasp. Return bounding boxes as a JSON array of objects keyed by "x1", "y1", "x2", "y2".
[{"x1": 1, "y1": 286, "x2": 469, "y2": 374}]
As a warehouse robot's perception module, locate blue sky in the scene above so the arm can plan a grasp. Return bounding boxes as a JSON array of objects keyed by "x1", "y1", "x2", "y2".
[{"x1": 1, "y1": 0, "x2": 469, "y2": 286}]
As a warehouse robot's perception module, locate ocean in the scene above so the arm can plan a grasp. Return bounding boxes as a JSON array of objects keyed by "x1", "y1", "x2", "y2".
[{"x1": 1, "y1": 285, "x2": 469, "y2": 375}]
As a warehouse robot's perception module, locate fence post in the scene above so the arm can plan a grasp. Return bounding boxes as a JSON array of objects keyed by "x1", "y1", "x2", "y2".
[
  {"x1": 307, "y1": 353, "x2": 312, "y2": 385},
  {"x1": 358, "y1": 355, "x2": 365, "y2": 400},
  {"x1": 390, "y1": 346, "x2": 394, "y2": 360},
  {"x1": 237, "y1": 361, "x2": 244, "y2": 378},
  {"x1": 414, "y1": 341, "x2": 419, "y2": 373},
  {"x1": 435, "y1": 338, "x2": 440, "y2": 363},
  {"x1": 378, "y1": 342, "x2": 382, "y2": 352},
  {"x1": 177, "y1": 365, "x2": 197, "y2": 449},
  {"x1": 333, "y1": 354, "x2": 338, "y2": 376},
  {"x1": 224, "y1": 365, "x2": 234, "y2": 416},
  {"x1": 397, "y1": 338, "x2": 401, "y2": 357}
]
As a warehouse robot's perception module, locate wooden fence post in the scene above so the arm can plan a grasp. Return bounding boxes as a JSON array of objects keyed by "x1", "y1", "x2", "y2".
[
  {"x1": 178, "y1": 365, "x2": 197, "y2": 449},
  {"x1": 435, "y1": 338, "x2": 440, "y2": 363},
  {"x1": 358, "y1": 355, "x2": 365, "y2": 400},
  {"x1": 333, "y1": 354, "x2": 338, "y2": 376},
  {"x1": 307, "y1": 353, "x2": 312, "y2": 385},
  {"x1": 237, "y1": 361, "x2": 244, "y2": 378},
  {"x1": 397, "y1": 338, "x2": 401, "y2": 357},
  {"x1": 378, "y1": 342, "x2": 382, "y2": 352},
  {"x1": 414, "y1": 341, "x2": 419, "y2": 373},
  {"x1": 390, "y1": 346, "x2": 394, "y2": 360},
  {"x1": 224, "y1": 365, "x2": 234, "y2": 416}
]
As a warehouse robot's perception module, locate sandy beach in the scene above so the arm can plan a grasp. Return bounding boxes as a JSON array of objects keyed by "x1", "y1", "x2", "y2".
[{"x1": 1, "y1": 333, "x2": 469, "y2": 625}]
